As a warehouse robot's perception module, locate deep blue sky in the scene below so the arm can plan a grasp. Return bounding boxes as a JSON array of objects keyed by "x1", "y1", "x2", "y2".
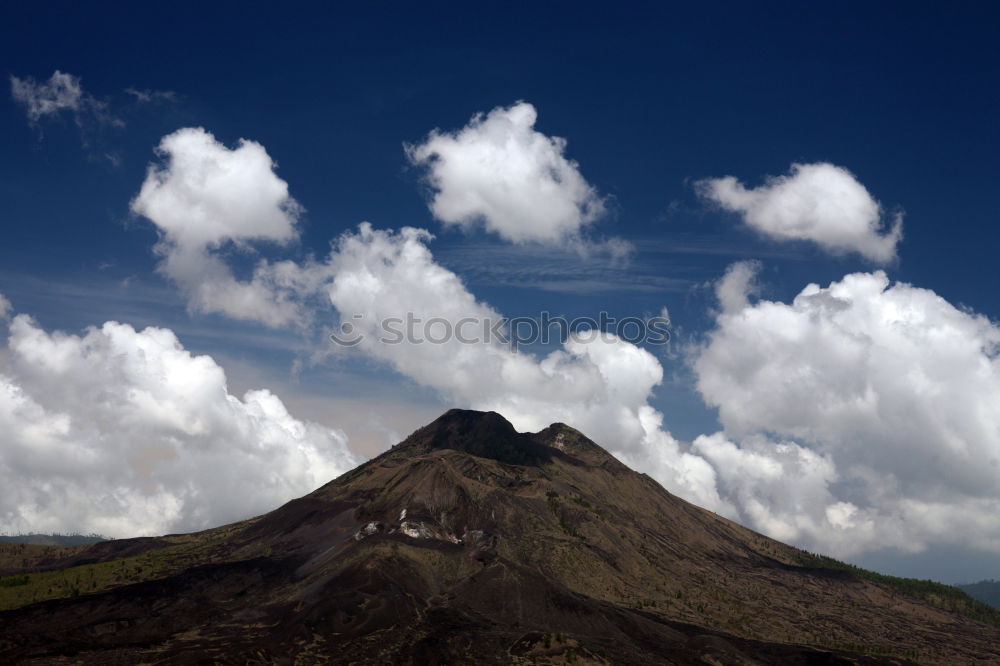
[
  {"x1": 2, "y1": 2, "x2": 999, "y2": 580},
  {"x1": 4, "y1": 2, "x2": 999, "y2": 420}
]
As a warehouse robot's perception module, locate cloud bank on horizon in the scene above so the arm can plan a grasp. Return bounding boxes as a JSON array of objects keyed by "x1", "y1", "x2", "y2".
[
  {"x1": 692, "y1": 263, "x2": 1000, "y2": 554},
  {"x1": 6, "y1": 84, "x2": 1000, "y2": 564},
  {"x1": 0, "y1": 306, "x2": 359, "y2": 537}
]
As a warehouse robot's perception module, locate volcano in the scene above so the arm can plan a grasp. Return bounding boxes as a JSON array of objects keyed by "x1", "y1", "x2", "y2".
[{"x1": 1, "y1": 409, "x2": 998, "y2": 664}]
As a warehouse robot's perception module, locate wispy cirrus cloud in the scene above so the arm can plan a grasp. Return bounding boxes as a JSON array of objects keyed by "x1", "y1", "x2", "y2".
[
  {"x1": 124, "y1": 87, "x2": 179, "y2": 104},
  {"x1": 0, "y1": 270, "x2": 313, "y2": 359},
  {"x1": 433, "y1": 232, "x2": 808, "y2": 296},
  {"x1": 10, "y1": 71, "x2": 180, "y2": 167},
  {"x1": 434, "y1": 241, "x2": 691, "y2": 294},
  {"x1": 10, "y1": 70, "x2": 122, "y2": 130}
]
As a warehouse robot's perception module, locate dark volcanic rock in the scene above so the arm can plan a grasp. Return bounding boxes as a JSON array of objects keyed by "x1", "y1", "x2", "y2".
[
  {"x1": 1, "y1": 410, "x2": 997, "y2": 664},
  {"x1": 397, "y1": 408, "x2": 554, "y2": 465}
]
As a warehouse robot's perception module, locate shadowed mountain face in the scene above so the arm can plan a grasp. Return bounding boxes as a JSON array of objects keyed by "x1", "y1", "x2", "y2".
[{"x1": 1, "y1": 409, "x2": 999, "y2": 664}]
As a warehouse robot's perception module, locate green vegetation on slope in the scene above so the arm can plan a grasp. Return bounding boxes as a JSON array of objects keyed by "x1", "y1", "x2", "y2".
[
  {"x1": 792, "y1": 549, "x2": 1000, "y2": 627},
  {"x1": 0, "y1": 521, "x2": 260, "y2": 611},
  {"x1": 0, "y1": 575, "x2": 29, "y2": 588},
  {"x1": 0, "y1": 533, "x2": 107, "y2": 547}
]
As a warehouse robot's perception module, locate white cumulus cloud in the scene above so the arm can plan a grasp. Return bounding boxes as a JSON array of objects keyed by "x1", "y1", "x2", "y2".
[
  {"x1": 133, "y1": 127, "x2": 300, "y2": 249},
  {"x1": 697, "y1": 162, "x2": 902, "y2": 263},
  {"x1": 124, "y1": 119, "x2": 720, "y2": 511},
  {"x1": 131, "y1": 127, "x2": 313, "y2": 327},
  {"x1": 691, "y1": 263, "x2": 1000, "y2": 555},
  {"x1": 0, "y1": 309, "x2": 359, "y2": 538},
  {"x1": 324, "y1": 223, "x2": 728, "y2": 514},
  {"x1": 133, "y1": 127, "x2": 728, "y2": 510},
  {"x1": 692, "y1": 432, "x2": 877, "y2": 554},
  {"x1": 127, "y1": 125, "x2": 724, "y2": 512},
  {"x1": 406, "y1": 101, "x2": 612, "y2": 249},
  {"x1": 127, "y1": 126, "x2": 1000, "y2": 563}
]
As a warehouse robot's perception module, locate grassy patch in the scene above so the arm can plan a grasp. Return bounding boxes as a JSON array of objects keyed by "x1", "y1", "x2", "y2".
[
  {"x1": 0, "y1": 542, "x2": 89, "y2": 572},
  {"x1": 0, "y1": 574, "x2": 29, "y2": 588},
  {"x1": 0, "y1": 521, "x2": 259, "y2": 611}
]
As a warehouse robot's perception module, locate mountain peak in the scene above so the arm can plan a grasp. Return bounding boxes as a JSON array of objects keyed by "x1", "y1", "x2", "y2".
[
  {"x1": 394, "y1": 408, "x2": 553, "y2": 465},
  {"x1": 5, "y1": 410, "x2": 1000, "y2": 664},
  {"x1": 431, "y1": 407, "x2": 516, "y2": 431}
]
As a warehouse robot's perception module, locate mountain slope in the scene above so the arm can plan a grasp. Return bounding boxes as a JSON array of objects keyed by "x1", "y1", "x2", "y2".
[
  {"x1": 958, "y1": 580, "x2": 1000, "y2": 611},
  {"x1": 1, "y1": 409, "x2": 998, "y2": 664}
]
